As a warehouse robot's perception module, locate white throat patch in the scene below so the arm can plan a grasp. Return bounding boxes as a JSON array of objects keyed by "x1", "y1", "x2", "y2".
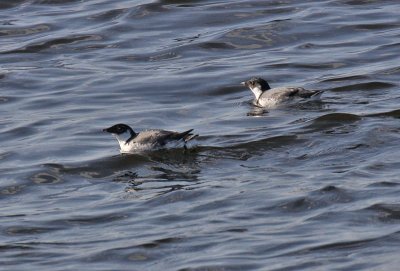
[
  {"x1": 113, "y1": 131, "x2": 132, "y2": 150},
  {"x1": 250, "y1": 86, "x2": 263, "y2": 100}
]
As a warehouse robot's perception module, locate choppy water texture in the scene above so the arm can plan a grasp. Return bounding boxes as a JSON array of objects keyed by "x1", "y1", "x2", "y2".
[{"x1": 1, "y1": 0, "x2": 400, "y2": 270}]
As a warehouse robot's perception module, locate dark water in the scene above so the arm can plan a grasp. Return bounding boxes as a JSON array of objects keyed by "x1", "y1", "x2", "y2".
[{"x1": 1, "y1": 0, "x2": 400, "y2": 270}]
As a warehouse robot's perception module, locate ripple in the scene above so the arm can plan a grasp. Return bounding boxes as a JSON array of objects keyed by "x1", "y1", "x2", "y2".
[
  {"x1": 270, "y1": 62, "x2": 347, "y2": 70},
  {"x1": 88, "y1": 8, "x2": 128, "y2": 21},
  {"x1": 203, "y1": 20, "x2": 292, "y2": 50},
  {"x1": 352, "y1": 22, "x2": 400, "y2": 31},
  {"x1": 367, "y1": 181, "x2": 400, "y2": 188},
  {"x1": 149, "y1": 51, "x2": 180, "y2": 61},
  {"x1": 0, "y1": 125, "x2": 37, "y2": 140},
  {"x1": 84, "y1": 237, "x2": 186, "y2": 264},
  {"x1": 113, "y1": 171, "x2": 138, "y2": 184},
  {"x1": 313, "y1": 113, "x2": 361, "y2": 122},
  {"x1": 0, "y1": 151, "x2": 14, "y2": 161},
  {"x1": 330, "y1": 82, "x2": 395, "y2": 92},
  {"x1": 174, "y1": 33, "x2": 201, "y2": 43},
  {"x1": 1, "y1": 185, "x2": 24, "y2": 195},
  {"x1": 279, "y1": 185, "x2": 353, "y2": 213},
  {"x1": 378, "y1": 65, "x2": 400, "y2": 76},
  {"x1": 297, "y1": 237, "x2": 375, "y2": 254},
  {"x1": 33, "y1": 0, "x2": 83, "y2": 4},
  {"x1": 0, "y1": 1, "x2": 25, "y2": 9},
  {"x1": 231, "y1": 135, "x2": 300, "y2": 152},
  {"x1": 5, "y1": 226, "x2": 59, "y2": 236},
  {"x1": 365, "y1": 109, "x2": 400, "y2": 119},
  {"x1": 0, "y1": 95, "x2": 18, "y2": 104},
  {"x1": 43, "y1": 154, "x2": 151, "y2": 179},
  {"x1": 64, "y1": 214, "x2": 128, "y2": 225},
  {"x1": 320, "y1": 74, "x2": 370, "y2": 82},
  {"x1": 31, "y1": 172, "x2": 61, "y2": 184},
  {"x1": 129, "y1": 2, "x2": 169, "y2": 19},
  {"x1": 303, "y1": 113, "x2": 361, "y2": 133},
  {"x1": 199, "y1": 41, "x2": 235, "y2": 50},
  {"x1": 113, "y1": 49, "x2": 181, "y2": 63},
  {"x1": 0, "y1": 244, "x2": 33, "y2": 251},
  {"x1": 203, "y1": 85, "x2": 243, "y2": 96},
  {"x1": 0, "y1": 24, "x2": 51, "y2": 37},
  {"x1": 2, "y1": 34, "x2": 103, "y2": 54},
  {"x1": 366, "y1": 203, "x2": 400, "y2": 222}
]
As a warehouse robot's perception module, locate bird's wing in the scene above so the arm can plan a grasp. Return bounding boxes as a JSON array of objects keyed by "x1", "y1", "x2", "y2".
[
  {"x1": 163, "y1": 129, "x2": 199, "y2": 144},
  {"x1": 134, "y1": 129, "x2": 196, "y2": 146},
  {"x1": 133, "y1": 130, "x2": 170, "y2": 145},
  {"x1": 297, "y1": 88, "x2": 324, "y2": 98},
  {"x1": 262, "y1": 87, "x2": 301, "y2": 100}
]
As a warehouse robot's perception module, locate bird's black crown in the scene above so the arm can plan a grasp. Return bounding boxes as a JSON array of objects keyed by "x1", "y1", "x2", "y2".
[
  {"x1": 103, "y1": 123, "x2": 133, "y2": 135},
  {"x1": 248, "y1": 77, "x2": 271, "y2": 91}
]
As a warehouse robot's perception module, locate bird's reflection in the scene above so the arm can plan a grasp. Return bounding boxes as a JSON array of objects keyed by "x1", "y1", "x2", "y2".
[{"x1": 112, "y1": 148, "x2": 203, "y2": 196}]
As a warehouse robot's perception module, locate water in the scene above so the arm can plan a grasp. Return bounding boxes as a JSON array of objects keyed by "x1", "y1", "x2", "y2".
[{"x1": 1, "y1": 0, "x2": 400, "y2": 270}]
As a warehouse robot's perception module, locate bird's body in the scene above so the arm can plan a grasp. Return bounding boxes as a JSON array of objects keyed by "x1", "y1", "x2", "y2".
[
  {"x1": 103, "y1": 124, "x2": 198, "y2": 153},
  {"x1": 242, "y1": 77, "x2": 323, "y2": 108}
]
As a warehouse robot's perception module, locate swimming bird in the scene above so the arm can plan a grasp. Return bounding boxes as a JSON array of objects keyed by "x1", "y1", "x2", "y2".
[
  {"x1": 241, "y1": 77, "x2": 323, "y2": 108},
  {"x1": 103, "y1": 123, "x2": 198, "y2": 153}
]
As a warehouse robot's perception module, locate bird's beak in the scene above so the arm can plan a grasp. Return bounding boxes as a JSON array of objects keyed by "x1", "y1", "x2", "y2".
[
  {"x1": 240, "y1": 81, "x2": 246, "y2": 86},
  {"x1": 103, "y1": 128, "x2": 109, "y2": 132}
]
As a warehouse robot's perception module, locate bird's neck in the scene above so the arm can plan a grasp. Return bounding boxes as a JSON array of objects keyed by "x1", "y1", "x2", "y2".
[
  {"x1": 114, "y1": 130, "x2": 137, "y2": 149},
  {"x1": 250, "y1": 87, "x2": 264, "y2": 101}
]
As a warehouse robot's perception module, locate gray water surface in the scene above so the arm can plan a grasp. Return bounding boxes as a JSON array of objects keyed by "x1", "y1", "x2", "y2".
[{"x1": 1, "y1": 0, "x2": 400, "y2": 270}]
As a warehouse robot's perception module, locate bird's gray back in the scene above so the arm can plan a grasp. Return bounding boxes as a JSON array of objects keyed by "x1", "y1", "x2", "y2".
[
  {"x1": 133, "y1": 130, "x2": 175, "y2": 145},
  {"x1": 261, "y1": 86, "x2": 305, "y2": 101}
]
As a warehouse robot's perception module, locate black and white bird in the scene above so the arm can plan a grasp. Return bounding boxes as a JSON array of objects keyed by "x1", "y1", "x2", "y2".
[
  {"x1": 241, "y1": 77, "x2": 323, "y2": 108},
  {"x1": 103, "y1": 123, "x2": 198, "y2": 153}
]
